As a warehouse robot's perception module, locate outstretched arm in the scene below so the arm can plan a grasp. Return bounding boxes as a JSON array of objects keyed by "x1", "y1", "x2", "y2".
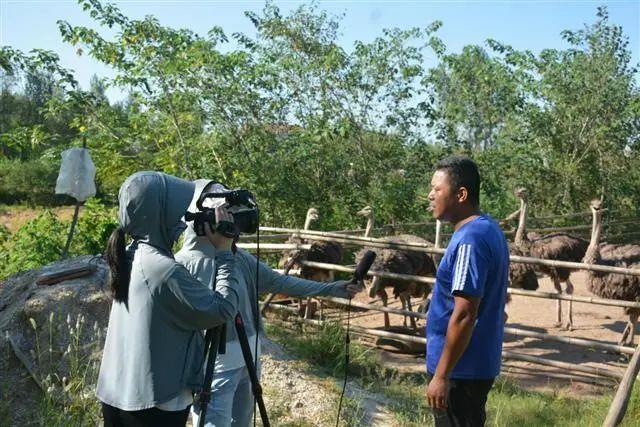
[{"x1": 239, "y1": 251, "x2": 361, "y2": 299}]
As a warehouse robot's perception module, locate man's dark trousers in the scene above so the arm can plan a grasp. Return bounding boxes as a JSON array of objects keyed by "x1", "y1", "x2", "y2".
[{"x1": 427, "y1": 372, "x2": 495, "y2": 427}]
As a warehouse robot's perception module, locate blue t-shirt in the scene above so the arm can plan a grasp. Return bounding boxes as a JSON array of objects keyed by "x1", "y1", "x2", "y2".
[{"x1": 426, "y1": 214, "x2": 509, "y2": 379}]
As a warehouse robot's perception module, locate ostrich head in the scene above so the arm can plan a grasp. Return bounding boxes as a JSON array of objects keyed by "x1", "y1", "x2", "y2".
[
  {"x1": 514, "y1": 187, "x2": 528, "y2": 201},
  {"x1": 357, "y1": 206, "x2": 373, "y2": 218}
]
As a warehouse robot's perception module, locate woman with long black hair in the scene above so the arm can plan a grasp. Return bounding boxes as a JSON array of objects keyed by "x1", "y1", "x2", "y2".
[{"x1": 97, "y1": 171, "x2": 240, "y2": 427}]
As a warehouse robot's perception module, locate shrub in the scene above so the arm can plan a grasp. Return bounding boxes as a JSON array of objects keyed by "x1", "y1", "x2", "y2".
[
  {"x1": 70, "y1": 199, "x2": 117, "y2": 257},
  {"x1": 0, "y1": 201, "x2": 117, "y2": 279},
  {"x1": 0, "y1": 158, "x2": 72, "y2": 206},
  {"x1": 1, "y1": 210, "x2": 67, "y2": 278}
]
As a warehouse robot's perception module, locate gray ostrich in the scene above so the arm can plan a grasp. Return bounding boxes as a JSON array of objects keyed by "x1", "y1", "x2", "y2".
[
  {"x1": 504, "y1": 242, "x2": 539, "y2": 323},
  {"x1": 354, "y1": 206, "x2": 436, "y2": 329},
  {"x1": 362, "y1": 235, "x2": 436, "y2": 330},
  {"x1": 513, "y1": 188, "x2": 588, "y2": 330},
  {"x1": 279, "y1": 208, "x2": 344, "y2": 318},
  {"x1": 507, "y1": 244, "x2": 540, "y2": 292},
  {"x1": 584, "y1": 199, "x2": 640, "y2": 346}
]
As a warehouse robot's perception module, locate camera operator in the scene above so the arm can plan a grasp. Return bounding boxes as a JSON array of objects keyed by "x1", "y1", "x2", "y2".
[
  {"x1": 176, "y1": 180, "x2": 363, "y2": 427},
  {"x1": 97, "y1": 172, "x2": 241, "y2": 427}
]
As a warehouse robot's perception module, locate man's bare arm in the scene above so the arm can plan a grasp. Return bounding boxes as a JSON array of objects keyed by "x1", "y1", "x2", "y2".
[{"x1": 427, "y1": 294, "x2": 480, "y2": 409}]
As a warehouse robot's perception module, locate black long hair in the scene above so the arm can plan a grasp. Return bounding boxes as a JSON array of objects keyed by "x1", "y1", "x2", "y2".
[{"x1": 106, "y1": 226, "x2": 130, "y2": 303}]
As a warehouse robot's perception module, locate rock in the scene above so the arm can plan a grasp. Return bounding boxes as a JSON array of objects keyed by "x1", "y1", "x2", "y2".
[{"x1": 0, "y1": 255, "x2": 110, "y2": 425}]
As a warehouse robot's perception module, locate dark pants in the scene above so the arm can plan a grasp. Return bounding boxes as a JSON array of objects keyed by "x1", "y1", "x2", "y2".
[
  {"x1": 426, "y1": 373, "x2": 495, "y2": 427},
  {"x1": 101, "y1": 402, "x2": 191, "y2": 427}
]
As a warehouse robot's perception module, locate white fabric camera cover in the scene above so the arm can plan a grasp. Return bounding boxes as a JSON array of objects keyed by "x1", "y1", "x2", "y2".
[{"x1": 55, "y1": 147, "x2": 96, "y2": 201}]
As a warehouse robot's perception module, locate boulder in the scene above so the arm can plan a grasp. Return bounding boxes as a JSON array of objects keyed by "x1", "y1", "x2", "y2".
[{"x1": 0, "y1": 255, "x2": 110, "y2": 425}]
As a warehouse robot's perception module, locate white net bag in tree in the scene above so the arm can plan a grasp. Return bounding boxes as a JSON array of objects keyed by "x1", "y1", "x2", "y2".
[{"x1": 55, "y1": 147, "x2": 96, "y2": 202}]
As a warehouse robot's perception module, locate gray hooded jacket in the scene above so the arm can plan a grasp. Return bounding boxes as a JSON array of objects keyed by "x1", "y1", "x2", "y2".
[
  {"x1": 96, "y1": 172, "x2": 240, "y2": 410},
  {"x1": 175, "y1": 180, "x2": 350, "y2": 356}
]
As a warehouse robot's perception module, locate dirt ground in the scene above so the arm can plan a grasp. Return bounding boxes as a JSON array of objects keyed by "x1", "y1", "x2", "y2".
[
  {"x1": 0, "y1": 205, "x2": 77, "y2": 233},
  {"x1": 323, "y1": 271, "x2": 636, "y2": 397}
]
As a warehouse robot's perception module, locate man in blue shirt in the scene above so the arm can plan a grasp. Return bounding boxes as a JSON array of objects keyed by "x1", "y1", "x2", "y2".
[{"x1": 426, "y1": 156, "x2": 509, "y2": 426}]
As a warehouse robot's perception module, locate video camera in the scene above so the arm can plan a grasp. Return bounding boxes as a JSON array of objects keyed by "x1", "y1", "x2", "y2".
[{"x1": 184, "y1": 184, "x2": 259, "y2": 238}]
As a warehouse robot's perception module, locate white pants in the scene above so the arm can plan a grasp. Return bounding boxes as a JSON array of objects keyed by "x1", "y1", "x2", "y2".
[{"x1": 191, "y1": 367, "x2": 254, "y2": 427}]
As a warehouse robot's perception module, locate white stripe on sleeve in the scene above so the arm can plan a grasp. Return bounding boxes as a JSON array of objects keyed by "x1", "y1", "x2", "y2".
[
  {"x1": 458, "y1": 244, "x2": 472, "y2": 291},
  {"x1": 452, "y1": 244, "x2": 466, "y2": 291},
  {"x1": 453, "y1": 244, "x2": 471, "y2": 291}
]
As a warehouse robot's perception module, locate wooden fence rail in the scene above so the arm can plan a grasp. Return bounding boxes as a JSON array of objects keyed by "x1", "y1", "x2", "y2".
[
  {"x1": 264, "y1": 303, "x2": 626, "y2": 380},
  {"x1": 252, "y1": 228, "x2": 640, "y2": 277},
  {"x1": 603, "y1": 344, "x2": 640, "y2": 426},
  {"x1": 315, "y1": 296, "x2": 636, "y2": 355}
]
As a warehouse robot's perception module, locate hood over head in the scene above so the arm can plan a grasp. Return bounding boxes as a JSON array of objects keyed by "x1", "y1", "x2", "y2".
[{"x1": 118, "y1": 171, "x2": 195, "y2": 253}]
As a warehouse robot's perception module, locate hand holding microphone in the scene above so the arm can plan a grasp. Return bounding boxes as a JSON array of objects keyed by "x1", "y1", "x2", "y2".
[{"x1": 344, "y1": 250, "x2": 377, "y2": 298}]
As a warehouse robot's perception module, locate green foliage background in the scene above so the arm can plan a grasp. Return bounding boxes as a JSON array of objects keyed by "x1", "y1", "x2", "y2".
[
  {"x1": 0, "y1": 200, "x2": 117, "y2": 278},
  {"x1": 0, "y1": 2, "x2": 638, "y2": 277}
]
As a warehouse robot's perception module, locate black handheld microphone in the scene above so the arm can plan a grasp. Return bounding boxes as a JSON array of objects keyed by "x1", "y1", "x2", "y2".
[{"x1": 352, "y1": 250, "x2": 376, "y2": 284}]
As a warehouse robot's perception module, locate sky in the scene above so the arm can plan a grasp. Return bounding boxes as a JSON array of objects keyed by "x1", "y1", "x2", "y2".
[{"x1": 1, "y1": 0, "x2": 638, "y2": 101}]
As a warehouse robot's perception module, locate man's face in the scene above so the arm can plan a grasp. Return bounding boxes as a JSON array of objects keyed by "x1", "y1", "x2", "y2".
[{"x1": 428, "y1": 170, "x2": 458, "y2": 221}]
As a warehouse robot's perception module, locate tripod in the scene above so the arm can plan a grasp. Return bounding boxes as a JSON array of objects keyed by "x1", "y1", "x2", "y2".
[{"x1": 197, "y1": 313, "x2": 270, "y2": 427}]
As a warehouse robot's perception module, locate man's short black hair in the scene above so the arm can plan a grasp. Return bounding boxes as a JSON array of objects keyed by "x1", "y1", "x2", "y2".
[{"x1": 435, "y1": 156, "x2": 481, "y2": 206}]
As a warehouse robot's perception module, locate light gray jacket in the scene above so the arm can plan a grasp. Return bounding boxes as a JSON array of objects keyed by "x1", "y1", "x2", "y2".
[
  {"x1": 175, "y1": 179, "x2": 350, "y2": 346},
  {"x1": 96, "y1": 172, "x2": 240, "y2": 411}
]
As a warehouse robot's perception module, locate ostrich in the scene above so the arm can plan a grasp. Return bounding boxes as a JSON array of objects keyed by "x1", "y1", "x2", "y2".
[
  {"x1": 278, "y1": 208, "x2": 344, "y2": 319},
  {"x1": 262, "y1": 208, "x2": 319, "y2": 315},
  {"x1": 513, "y1": 188, "x2": 588, "y2": 330},
  {"x1": 504, "y1": 243, "x2": 539, "y2": 323},
  {"x1": 277, "y1": 207, "x2": 318, "y2": 273},
  {"x1": 362, "y1": 235, "x2": 436, "y2": 330},
  {"x1": 354, "y1": 206, "x2": 436, "y2": 330},
  {"x1": 508, "y1": 244, "x2": 539, "y2": 292},
  {"x1": 357, "y1": 206, "x2": 375, "y2": 238},
  {"x1": 506, "y1": 194, "x2": 540, "y2": 309},
  {"x1": 600, "y1": 243, "x2": 640, "y2": 260},
  {"x1": 584, "y1": 199, "x2": 640, "y2": 346}
]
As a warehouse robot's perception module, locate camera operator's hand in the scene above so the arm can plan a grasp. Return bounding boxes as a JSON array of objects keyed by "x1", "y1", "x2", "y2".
[{"x1": 204, "y1": 206, "x2": 234, "y2": 251}]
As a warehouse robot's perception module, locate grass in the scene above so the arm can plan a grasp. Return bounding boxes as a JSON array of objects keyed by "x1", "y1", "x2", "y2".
[
  {"x1": 28, "y1": 313, "x2": 103, "y2": 426},
  {"x1": 486, "y1": 377, "x2": 640, "y2": 427},
  {"x1": 265, "y1": 319, "x2": 640, "y2": 427},
  {"x1": 265, "y1": 320, "x2": 379, "y2": 377}
]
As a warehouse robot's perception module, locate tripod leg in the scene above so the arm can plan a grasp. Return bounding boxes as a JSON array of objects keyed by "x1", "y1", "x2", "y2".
[
  {"x1": 234, "y1": 314, "x2": 270, "y2": 427},
  {"x1": 197, "y1": 326, "x2": 224, "y2": 427}
]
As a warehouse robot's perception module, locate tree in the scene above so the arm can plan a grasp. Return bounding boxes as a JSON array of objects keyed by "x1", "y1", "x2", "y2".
[{"x1": 526, "y1": 6, "x2": 639, "y2": 211}]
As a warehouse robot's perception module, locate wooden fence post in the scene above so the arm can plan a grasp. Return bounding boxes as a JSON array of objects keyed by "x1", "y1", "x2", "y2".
[{"x1": 603, "y1": 344, "x2": 640, "y2": 426}]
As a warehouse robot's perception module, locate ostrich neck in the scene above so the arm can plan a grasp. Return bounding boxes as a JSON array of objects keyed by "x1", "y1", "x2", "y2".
[
  {"x1": 584, "y1": 209, "x2": 602, "y2": 264},
  {"x1": 303, "y1": 214, "x2": 314, "y2": 231},
  {"x1": 364, "y1": 215, "x2": 374, "y2": 238},
  {"x1": 514, "y1": 198, "x2": 528, "y2": 246}
]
